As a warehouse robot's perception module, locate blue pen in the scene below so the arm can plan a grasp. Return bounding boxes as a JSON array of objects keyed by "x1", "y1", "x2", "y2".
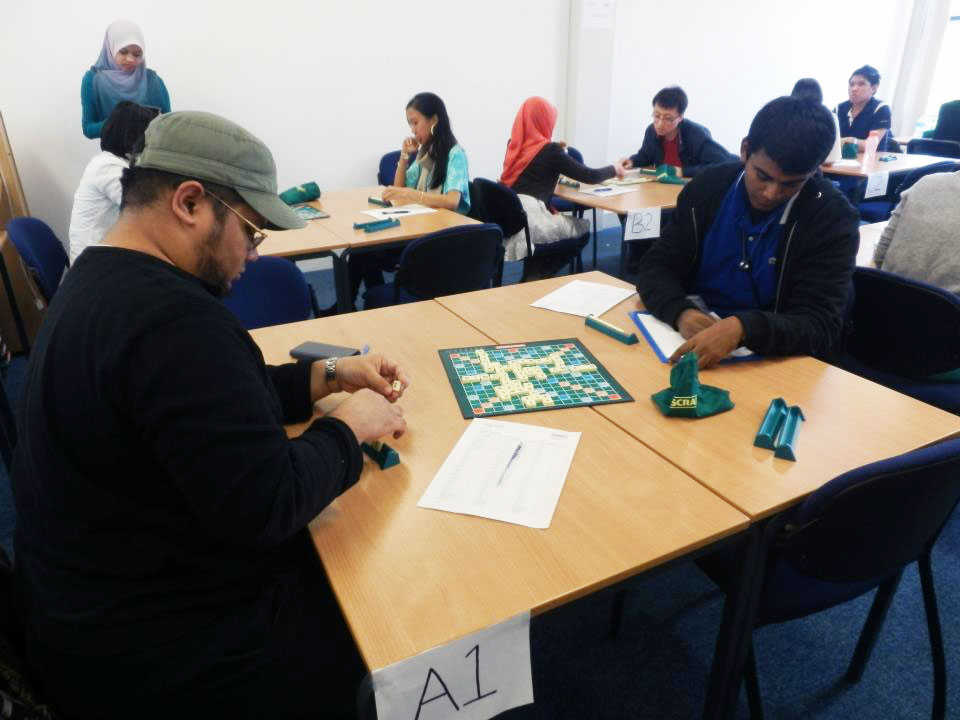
[
  {"x1": 593, "y1": 187, "x2": 613, "y2": 193},
  {"x1": 361, "y1": 344, "x2": 370, "y2": 355},
  {"x1": 497, "y1": 442, "x2": 523, "y2": 486}
]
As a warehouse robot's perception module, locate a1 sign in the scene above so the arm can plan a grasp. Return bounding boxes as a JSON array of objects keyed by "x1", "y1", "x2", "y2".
[
  {"x1": 372, "y1": 612, "x2": 533, "y2": 720},
  {"x1": 624, "y1": 207, "x2": 661, "y2": 241}
]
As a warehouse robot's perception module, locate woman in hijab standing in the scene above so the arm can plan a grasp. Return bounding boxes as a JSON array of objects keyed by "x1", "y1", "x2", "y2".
[{"x1": 80, "y1": 19, "x2": 170, "y2": 139}]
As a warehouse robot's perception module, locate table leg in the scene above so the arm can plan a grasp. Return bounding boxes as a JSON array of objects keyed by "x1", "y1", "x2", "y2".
[{"x1": 333, "y1": 249, "x2": 353, "y2": 314}]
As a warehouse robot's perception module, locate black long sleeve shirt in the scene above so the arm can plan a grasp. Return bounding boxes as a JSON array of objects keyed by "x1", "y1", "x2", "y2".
[
  {"x1": 12, "y1": 247, "x2": 362, "y2": 655},
  {"x1": 510, "y1": 142, "x2": 615, "y2": 205}
]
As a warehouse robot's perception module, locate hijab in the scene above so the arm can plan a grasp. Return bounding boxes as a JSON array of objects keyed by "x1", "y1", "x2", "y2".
[
  {"x1": 500, "y1": 97, "x2": 557, "y2": 187},
  {"x1": 90, "y1": 20, "x2": 149, "y2": 113}
]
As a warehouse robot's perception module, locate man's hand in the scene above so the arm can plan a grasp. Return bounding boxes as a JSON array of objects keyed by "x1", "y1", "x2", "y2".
[
  {"x1": 328, "y1": 389, "x2": 406, "y2": 443},
  {"x1": 335, "y1": 354, "x2": 409, "y2": 401},
  {"x1": 676, "y1": 308, "x2": 716, "y2": 339},
  {"x1": 670, "y1": 316, "x2": 745, "y2": 369},
  {"x1": 617, "y1": 157, "x2": 633, "y2": 171}
]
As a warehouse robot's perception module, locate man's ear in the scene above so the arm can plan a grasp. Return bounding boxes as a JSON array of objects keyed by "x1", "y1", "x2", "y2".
[
  {"x1": 739, "y1": 138, "x2": 749, "y2": 163},
  {"x1": 170, "y1": 181, "x2": 206, "y2": 228}
]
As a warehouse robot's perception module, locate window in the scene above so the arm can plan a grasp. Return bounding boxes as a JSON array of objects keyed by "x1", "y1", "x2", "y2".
[{"x1": 919, "y1": 0, "x2": 960, "y2": 133}]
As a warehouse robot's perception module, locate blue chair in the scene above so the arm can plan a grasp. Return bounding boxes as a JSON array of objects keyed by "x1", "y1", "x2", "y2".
[
  {"x1": 223, "y1": 256, "x2": 316, "y2": 329},
  {"x1": 5, "y1": 217, "x2": 68, "y2": 303},
  {"x1": 472, "y1": 178, "x2": 587, "y2": 282},
  {"x1": 838, "y1": 267, "x2": 960, "y2": 414},
  {"x1": 362, "y1": 223, "x2": 503, "y2": 309},
  {"x1": 858, "y1": 161, "x2": 959, "y2": 223},
  {"x1": 907, "y1": 138, "x2": 960, "y2": 159},
  {"x1": 377, "y1": 150, "x2": 413, "y2": 186},
  {"x1": 698, "y1": 436, "x2": 960, "y2": 719}
]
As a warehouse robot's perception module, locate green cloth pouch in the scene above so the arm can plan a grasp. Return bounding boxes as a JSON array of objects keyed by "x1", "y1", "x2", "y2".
[
  {"x1": 279, "y1": 182, "x2": 321, "y2": 205},
  {"x1": 651, "y1": 352, "x2": 734, "y2": 418},
  {"x1": 841, "y1": 141, "x2": 859, "y2": 160}
]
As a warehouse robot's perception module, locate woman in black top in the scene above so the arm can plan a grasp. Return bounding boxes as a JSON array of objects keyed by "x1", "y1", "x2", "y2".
[{"x1": 500, "y1": 97, "x2": 621, "y2": 265}]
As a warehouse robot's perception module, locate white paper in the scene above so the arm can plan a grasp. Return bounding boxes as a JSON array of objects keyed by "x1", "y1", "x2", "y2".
[
  {"x1": 634, "y1": 312, "x2": 754, "y2": 363},
  {"x1": 623, "y1": 207, "x2": 662, "y2": 241},
  {"x1": 363, "y1": 204, "x2": 438, "y2": 220},
  {"x1": 418, "y1": 419, "x2": 580, "y2": 529},
  {"x1": 581, "y1": 0, "x2": 616, "y2": 29},
  {"x1": 373, "y1": 612, "x2": 533, "y2": 720},
  {"x1": 863, "y1": 171, "x2": 890, "y2": 199},
  {"x1": 574, "y1": 184, "x2": 639, "y2": 197},
  {"x1": 829, "y1": 159, "x2": 861, "y2": 167},
  {"x1": 530, "y1": 279, "x2": 636, "y2": 317}
]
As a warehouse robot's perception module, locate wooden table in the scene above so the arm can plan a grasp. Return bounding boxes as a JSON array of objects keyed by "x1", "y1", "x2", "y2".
[
  {"x1": 857, "y1": 221, "x2": 888, "y2": 267},
  {"x1": 250, "y1": 300, "x2": 748, "y2": 675},
  {"x1": 437, "y1": 270, "x2": 960, "y2": 521},
  {"x1": 259, "y1": 186, "x2": 479, "y2": 311},
  {"x1": 822, "y1": 151, "x2": 958, "y2": 178}
]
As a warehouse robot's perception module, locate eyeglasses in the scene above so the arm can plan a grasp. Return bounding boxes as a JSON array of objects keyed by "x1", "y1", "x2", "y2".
[
  {"x1": 651, "y1": 111, "x2": 681, "y2": 124},
  {"x1": 206, "y1": 190, "x2": 267, "y2": 249}
]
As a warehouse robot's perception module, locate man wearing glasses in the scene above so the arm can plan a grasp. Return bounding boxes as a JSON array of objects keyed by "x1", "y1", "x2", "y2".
[
  {"x1": 12, "y1": 112, "x2": 407, "y2": 718},
  {"x1": 618, "y1": 85, "x2": 733, "y2": 179}
]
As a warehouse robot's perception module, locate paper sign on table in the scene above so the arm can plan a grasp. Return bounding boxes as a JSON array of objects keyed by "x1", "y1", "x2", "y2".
[
  {"x1": 530, "y1": 279, "x2": 635, "y2": 317},
  {"x1": 623, "y1": 207, "x2": 662, "y2": 241},
  {"x1": 863, "y1": 171, "x2": 890, "y2": 199},
  {"x1": 363, "y1": 204, "x2": 438, "y2": 220},
  {"x1": 418, "y1": 419, "x2": 580, "y2": 529},
  {"x1": 373, "y1": 612, "x2": 533, "y2": 720}
]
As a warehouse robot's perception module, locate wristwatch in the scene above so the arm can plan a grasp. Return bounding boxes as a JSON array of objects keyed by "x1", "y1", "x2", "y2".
[{"x1": 324, "y1": 357, "x2": 338, "y2": 384}]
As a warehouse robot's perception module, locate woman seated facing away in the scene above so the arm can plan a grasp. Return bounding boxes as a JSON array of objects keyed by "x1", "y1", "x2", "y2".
[
  {"x1": 791, "y1": 78, "x2": 841, "y2": 164},
  {"x1": 68, "y1": 101, "x2": 158, "y2": 262},
  {"x1": 81, "y1": 19, "x2": 170, "y2": 139},
  {"x1": 500, "y1": 96, "x2": 621, "y2": 270},
  {"x1": 835, "y1": 64, "x2": 891, "y2": 152},
  {"x1": 873, "y1": 169, "x2": 960, "y2": 294},
  {"x1": 346, "y1": 92, "x2": 469, "y2": 308}
]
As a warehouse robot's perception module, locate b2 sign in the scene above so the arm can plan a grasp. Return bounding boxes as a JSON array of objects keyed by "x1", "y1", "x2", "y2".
[
  {"x1": 373, "y1": 612, "x2": 533, "y2": 720},
  {"x1": 624, "y1": 207, "x2": 661, "y2": 241}
]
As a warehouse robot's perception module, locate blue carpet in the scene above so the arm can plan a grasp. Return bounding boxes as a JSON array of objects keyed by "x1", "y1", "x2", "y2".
[{"x1": 2, "y1": 227, "x2": 956, "y2": 717}]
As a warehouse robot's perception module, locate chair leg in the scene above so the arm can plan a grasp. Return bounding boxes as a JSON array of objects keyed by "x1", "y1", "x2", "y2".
[
  {"x1": 743, "y1": 640, "x2": 764, "y2": 720},
  {"x1": 918, "y1": 551, "x2": 946, "y2": 720},
  {"x1": 846, "y1": 571, "x2": 903, "y2": 683}
]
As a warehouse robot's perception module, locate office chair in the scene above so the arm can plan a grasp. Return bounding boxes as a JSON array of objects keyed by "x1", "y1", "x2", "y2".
[
  {"x1": 836, "y1": 267, "x2": 960, "y2": 415},
  {"x1": 362, "y1": 223, "x2": 503, "y2": 309},
  {"x1": 907, "y1": 138, "x2": 960, "y2": 159},
  {"x1": 472, "y1": 178, "x2": 587, "y2": 282},
  {"x1": 223, "y1": 256, "x2": 317, "y2": 330},
  {"x1": 858, "y1": 161, "x2": 959, "y2": 223},
  {"x1": 698, "y1": 436, "x2": 960, "y2": 719},
  {"x1": 4, "y1": 217, "x2": 68, "y2": 303},
  {"x1": 377, "y1": 150, "x2": 414, "y2": 187}
]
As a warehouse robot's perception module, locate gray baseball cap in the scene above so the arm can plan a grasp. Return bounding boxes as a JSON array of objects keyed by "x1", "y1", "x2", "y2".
[{"x1": 133, "y1": 111, "x2": 306, "y2": 230}]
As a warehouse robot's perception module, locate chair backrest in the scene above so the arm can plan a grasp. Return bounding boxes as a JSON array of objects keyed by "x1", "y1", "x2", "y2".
[
  {"x1": 906, "y1": 138, "x2": 960, "y2": 159},
  {"x1": 932, "y1": 99, "x2": 960, "y2": 142},
  {"x1": 4, "y1": 217, "x2": 68, "y2": 303},
  {"x1": 848, "y1": 267, "x2": 960, "y2": 376},
  {"x1": 565, "y1": 146, "x2": 584, "y2": 164},
  {"x1": 777, "y1": 437, "x2": 960, "y2": 583},
  {"x1": 890, "y1": 160, "x2": 960, "y2": 210},
  {"x1": 394, "y1": 223, "x2": 503, "y2": 300},
  {"x1": 378, "y1": 150, "x2": 406, "y2": 186},
  {"x1": 471, "y1": 178, "x2": 527, "y2": 238},
  {"x1": 222, "y1": 256, "x2": 313, "y2": 330}
]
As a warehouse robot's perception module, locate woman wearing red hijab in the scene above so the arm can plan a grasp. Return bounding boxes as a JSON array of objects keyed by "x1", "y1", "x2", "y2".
[{"x1": 500, "y1": 97, "x2": 621, "y2": 270}]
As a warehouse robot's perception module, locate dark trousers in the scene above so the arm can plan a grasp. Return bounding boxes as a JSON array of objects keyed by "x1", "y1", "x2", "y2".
[
  {"x1": 348, "y1": 247, "x2": 403, "y2": 307},
  {"x1": 24, "y1": 534, "x2": 366, "y2": 719}
]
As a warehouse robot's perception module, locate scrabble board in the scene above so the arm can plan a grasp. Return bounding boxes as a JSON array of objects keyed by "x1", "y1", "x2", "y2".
[{"x1": 439, "y1": 338, "x2": 633, "y2": 419}]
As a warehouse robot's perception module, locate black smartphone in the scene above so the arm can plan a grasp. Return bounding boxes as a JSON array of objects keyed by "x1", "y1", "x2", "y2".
[{"x1": 290, "y1": 341, "x2": 361, "y2": 361}]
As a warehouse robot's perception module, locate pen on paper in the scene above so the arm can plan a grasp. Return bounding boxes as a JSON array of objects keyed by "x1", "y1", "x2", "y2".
[
  {"x1": 383, "y1": 210, "x2": 410, "y2": 215},
  {"x1": 497, "y1": 442, "x2": 523, "y2": 486},
  {"x1": 592, "y1": 187, "x2": 613, "y2": 193}
]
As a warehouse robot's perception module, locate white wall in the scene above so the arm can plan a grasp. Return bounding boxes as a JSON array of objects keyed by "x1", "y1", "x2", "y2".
[
  {"x1": 606, "y1": 0, "x2": 912, "y2": 165},
  {"x1": 0, "y1": 0, "x2": 570, "y2": 242}
]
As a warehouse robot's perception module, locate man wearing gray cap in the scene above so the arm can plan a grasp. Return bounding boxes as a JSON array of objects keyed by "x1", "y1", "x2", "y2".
[{"x1": 12, "y1": 112, "x2": 406, "y2": 718}]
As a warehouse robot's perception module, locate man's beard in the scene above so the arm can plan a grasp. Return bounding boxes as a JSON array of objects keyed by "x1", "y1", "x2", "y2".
[{"x1": 195, "y1": 218, "x2": 233, "y2": 298}]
